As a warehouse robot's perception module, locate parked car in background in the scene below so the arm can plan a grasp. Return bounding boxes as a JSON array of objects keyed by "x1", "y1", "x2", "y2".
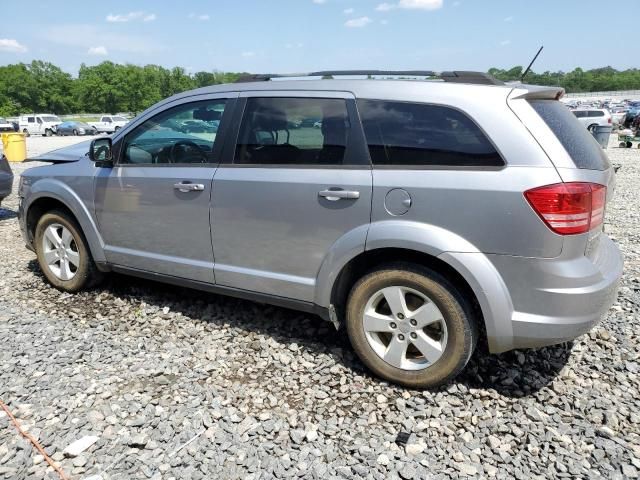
[
  {"x1": 0, "y1": 117, "x2": 15, "y2": 132},
  {"x1": 89, "y1": 115, "x2": 129, "y2": 134},
  {"x1": 624, "y1": 107, "x2": 640, "y2": 128},
  {"x1": 18, "y1": 114, "x2": 62, "y2": 137},
  {"x1": 611, "y1": 108, "x2": 628, "y2": 126},
  {"x1": 0, "y1": 155, "x2": 13, "y2": 207},
  {"x1": 56, "y1": 121, "x2": 97, "y2": 136},
  {"x1": 18, "y1": 71, "x2": 622, "y2": 388},
  {"x1": 571, "y1": 108, "x2": 612, "y2": 131}
]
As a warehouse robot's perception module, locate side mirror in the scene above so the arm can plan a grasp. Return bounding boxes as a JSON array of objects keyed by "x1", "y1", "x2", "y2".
[{"x1": 89, "y1": 137, "x2": 113, "y2": 166}]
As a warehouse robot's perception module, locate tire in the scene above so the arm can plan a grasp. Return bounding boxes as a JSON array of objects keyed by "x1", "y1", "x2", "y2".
[
  {"x1": 346, "y1": 263, "x2": 477, "y2": 388},
  {"x1": 587, "y1": 124, "x2": 598, "y2": 133},
  {"x1": 114, "y1": 126, "x2": 121, "y2": 133},
  {"x1": 45, "y1": 129, "x2": 52, "y2": 137},
  {"x1": 73, "y1": 129, "x2": 78, "y2": 136},
  {"x1": 34, "y1": 210, "x2": 103, "y2": 292},
  {"x1": 22, "y1": 129, "x2": 30, "y2": 137},
  {"x1": 620, "y1": 142, "x2": 627, "y2": 148},
  {"x1": 628, "y1": 141, "x2": 633, "y2": 148}
]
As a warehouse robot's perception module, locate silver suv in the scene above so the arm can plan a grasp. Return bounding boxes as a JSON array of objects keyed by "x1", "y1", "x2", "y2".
[{"x1": 17, "y1": 71, "x2": 623, "y2": 388}]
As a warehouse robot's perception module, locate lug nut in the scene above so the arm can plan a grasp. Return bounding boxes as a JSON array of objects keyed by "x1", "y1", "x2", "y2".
[
  {"x1": 410, "y1": 332, "x2": 417, "y2": 339},
  {"x1": 397, "y1": 313, "x2": 405, "y2": 320},
  {"x1": 410, "y1": 319, "x2": 417, "y2": 326},
  {"x1": 390, "y1": 322, "x2": 397, "y2": 329},
  {"x1": 398, "y1": 334, "x2": 405, "y2": 341}
]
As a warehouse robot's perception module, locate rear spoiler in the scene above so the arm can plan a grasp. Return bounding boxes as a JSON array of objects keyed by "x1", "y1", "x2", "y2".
[{"x1": 506, "y1": 83, "x2": 565, "y2": 100}]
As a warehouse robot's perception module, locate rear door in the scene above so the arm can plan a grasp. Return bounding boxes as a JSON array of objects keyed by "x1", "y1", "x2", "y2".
[{"x1": 210, "y1": 92, "x2": 372, "y2": 302}]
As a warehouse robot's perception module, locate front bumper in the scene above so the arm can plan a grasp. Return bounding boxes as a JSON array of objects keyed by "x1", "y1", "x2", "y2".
[{"x1": 487, "y1": 234, "x2": 623, "y2": 352}]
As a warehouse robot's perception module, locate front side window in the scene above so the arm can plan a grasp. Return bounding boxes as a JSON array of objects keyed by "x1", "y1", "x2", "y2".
[
  {"x1": 358, "y1": 100, "x2": 503, "y2": 167},
  {"x1": 121, "y1": 100, "x2": 227, "y2": 165},
  {"x1": 235, "y1": 97, "x2": 351, "y2": 165}
]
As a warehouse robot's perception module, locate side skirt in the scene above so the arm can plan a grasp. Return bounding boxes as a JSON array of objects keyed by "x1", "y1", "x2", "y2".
[{"x1": 108, "y1": 264, "x2": 331, "y2": 322}]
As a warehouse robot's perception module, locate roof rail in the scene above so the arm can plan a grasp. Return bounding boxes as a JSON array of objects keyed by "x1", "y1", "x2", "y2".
[{"x1": 234, "y1": 70, "x2": 503, "y2": 86}]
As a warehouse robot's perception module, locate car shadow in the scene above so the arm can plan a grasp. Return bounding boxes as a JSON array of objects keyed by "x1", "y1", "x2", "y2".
[
  {"x1": 0, "y1": 207, "x2": 17, "y2": 221},
  {"x1": 25, "y1": 261, "x2": 572, "y2": 398},
  {"x1": 455, "y1": 342, "x2": 573, "y2": 397}
]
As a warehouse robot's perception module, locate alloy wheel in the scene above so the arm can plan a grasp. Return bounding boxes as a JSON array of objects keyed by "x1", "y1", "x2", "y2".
[
  {"x1": 41, "y1": 223, "x2": 80, "y2": 280},
  {"x1": 362, "y1": 286, "x2": 448, "y2": 371}
]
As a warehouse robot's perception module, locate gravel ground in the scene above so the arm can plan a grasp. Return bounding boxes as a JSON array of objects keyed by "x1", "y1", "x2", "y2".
[{"x1": 0, "y1": 136, "x2": 639, "y2": 480}]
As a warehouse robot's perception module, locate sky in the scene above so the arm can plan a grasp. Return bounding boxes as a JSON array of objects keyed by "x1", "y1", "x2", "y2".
[{"x1": 0, "y1": 0, "x2": 634, "y2": 76}]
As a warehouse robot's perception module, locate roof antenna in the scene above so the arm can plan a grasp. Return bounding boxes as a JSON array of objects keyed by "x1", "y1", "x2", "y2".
[{"x1": 521, "y1": 45, "x2": 543, "y2": 82}]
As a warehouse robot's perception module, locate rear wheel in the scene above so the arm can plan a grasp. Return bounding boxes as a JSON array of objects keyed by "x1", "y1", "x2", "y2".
[
  {"x1": 73, "y1": 129, "x2": 78, "y2": 136},
  {"x1": 587, "y1": 123, "x2": 598, "y2": 133},
  {"x1": 114, "y1": 126, "x2": 121, "y2": 133},
  {"x1": 22, "y1": 129, "x2": 30, "y2": 137},
  {"x1": 628, "y1": 141, "x2": 633, "y2": 148},
  {"x1": 346, "y1": 263, "x2": 477, "y2": 388},
  {"x1": 45, "y1": 129, "x2": 53, "y2": 137},
  {"x1": 34, "y1": 210, "x2": 103, "y2": 292}
]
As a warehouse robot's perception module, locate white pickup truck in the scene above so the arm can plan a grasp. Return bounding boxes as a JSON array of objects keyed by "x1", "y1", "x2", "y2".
[{"x1": 89, "y1": 115, "x2": 129, "y2": 134}]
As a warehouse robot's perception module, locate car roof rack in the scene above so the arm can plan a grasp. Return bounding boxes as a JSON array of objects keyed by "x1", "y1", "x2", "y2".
[{"x1": 235, "y1": 70, "x2": 503, "y2": 86}]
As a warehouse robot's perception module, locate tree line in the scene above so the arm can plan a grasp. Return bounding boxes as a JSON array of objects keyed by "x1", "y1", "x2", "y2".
[
  {"x1": 0, "y1": 61, "x2": 244, "y2": 117},
  {"x1": 1, "y1": 61, "x2": 640, "y2": 117}
]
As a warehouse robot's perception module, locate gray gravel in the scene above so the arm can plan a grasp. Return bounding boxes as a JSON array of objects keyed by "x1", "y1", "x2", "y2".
[{"x1": 1, "y1": 136, "x2": 639, "y2": 479}]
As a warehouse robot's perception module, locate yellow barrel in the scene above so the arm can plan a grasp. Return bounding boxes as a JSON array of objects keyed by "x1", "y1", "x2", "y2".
[{"x1": 1, "y1": 132, "x2": 27, "y2": 162}]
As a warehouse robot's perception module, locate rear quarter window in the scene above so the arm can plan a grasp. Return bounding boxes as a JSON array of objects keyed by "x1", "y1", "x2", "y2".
[
  {"x1": 529, "y1": 100, "x2": 610, "y2": 171},
  {"x1": 357, "y1": 99, "x2": 504, "y2": 167}
]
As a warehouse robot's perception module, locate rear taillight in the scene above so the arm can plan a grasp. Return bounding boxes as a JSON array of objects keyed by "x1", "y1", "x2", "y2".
[
  {"x1": 524, "y1": 182, "x2": 606, "y2": 235},
  {"x1": 608, "y1": 117, "x2": 612, "y2": 124}
]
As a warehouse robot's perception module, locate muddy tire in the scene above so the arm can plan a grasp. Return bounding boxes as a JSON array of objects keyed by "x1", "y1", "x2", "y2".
[
  {"x1": 346, "y1": 263, "x2": 477, "y2": 389},
  {"x1": 34, "y1": 210, "x2": 103, "y2": 292}
]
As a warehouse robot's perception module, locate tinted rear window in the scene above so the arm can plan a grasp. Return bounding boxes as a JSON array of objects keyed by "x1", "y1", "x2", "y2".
[
  {"x1": 358, "y1": 100, "x2": 504, "y2": 167},
  {"x1": 529, "y1": 100, "x2": 610, "y2": 170}
]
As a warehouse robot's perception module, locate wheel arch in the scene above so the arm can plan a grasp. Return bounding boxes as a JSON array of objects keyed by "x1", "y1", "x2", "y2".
[
  {"x1": 314, "y1": 221, "x2": 514, "y2": 353},
  {"x1": 25, "y1": 183, "x2": 107, "y2": 265}
]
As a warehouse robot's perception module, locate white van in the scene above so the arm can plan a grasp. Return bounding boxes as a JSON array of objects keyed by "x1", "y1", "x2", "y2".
[{"x1": 19, "y1": 114, "x2": 62, "y2": 137}]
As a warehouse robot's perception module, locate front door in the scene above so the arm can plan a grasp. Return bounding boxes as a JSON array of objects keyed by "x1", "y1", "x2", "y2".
[
  {"x1": 94, "y1": 95, "x2": 235, "y2": 283},
  {"x1": 211, "y1": 94, "x2": 372, "y2": 302}
]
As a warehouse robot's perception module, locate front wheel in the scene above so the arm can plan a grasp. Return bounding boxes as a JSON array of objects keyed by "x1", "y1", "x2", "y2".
[
  {"x1": 34, "y1": 210, "x2": 103, "y2": 292},
  {"x1": 73, "y1": 129, "x2": 78, "y2": 136},
  {"x1": 346, "y1": 264, "x2": 477, "y2": 388},
  {"x1": 22, "y1": 129, "x2": 30, "y2": 137},
  {"x1": 45, "y1": 129, "x2": 53, "y2": 137}
]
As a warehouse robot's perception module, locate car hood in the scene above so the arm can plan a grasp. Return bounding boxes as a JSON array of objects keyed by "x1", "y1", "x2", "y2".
[{"x1": 28, "y1": 139, "x2": 92, "y2": 163}]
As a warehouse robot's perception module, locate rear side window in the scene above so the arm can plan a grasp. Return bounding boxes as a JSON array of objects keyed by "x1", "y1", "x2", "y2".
[
  {"x1": 529, "y1": 100, "x2": 610, "y2": 170},
  {"x1": 234, "y1": 97, "x2": 352, "y2": 166},
  {"x1": 588, "y1": 111, "x2": 604, "y2": 117},
  {"x1": 357, "y1": 100, "x2": 503, "y2": 167}
]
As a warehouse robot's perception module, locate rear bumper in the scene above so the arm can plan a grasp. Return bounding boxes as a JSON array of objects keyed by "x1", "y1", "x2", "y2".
[{"x1": 486, "y1": 234, "x2": 623, "y2": 352}]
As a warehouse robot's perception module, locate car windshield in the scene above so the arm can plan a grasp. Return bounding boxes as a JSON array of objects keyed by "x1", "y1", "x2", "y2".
[{"x1": 42, "y1": 116, "x2": 61, "y2": 123}]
